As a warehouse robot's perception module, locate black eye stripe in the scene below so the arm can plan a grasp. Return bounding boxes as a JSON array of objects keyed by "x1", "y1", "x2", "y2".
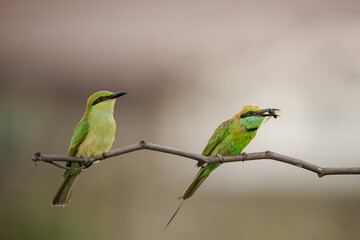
[
  {"x1": 240, "y1": 111, "x2": 257, "y2": 118},
  {"x1": 92, "y1": 96, "x2": 108, "y2": 106}
]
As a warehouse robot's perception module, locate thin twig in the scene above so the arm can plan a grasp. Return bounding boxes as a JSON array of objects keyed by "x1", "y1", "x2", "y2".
[
  {"x1": 32, "y1": 140, "x2": 360, "y2": 177},
  {"x1": 47, "y1": 161, "x2": 87, "y2": 171}
]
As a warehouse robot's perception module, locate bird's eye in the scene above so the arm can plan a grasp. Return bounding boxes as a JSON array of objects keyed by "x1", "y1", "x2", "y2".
[
  {"x1": 248, "y1": 111, "x2": 254, "y2": 115},
  {"x1": 99, "y1": 96, "x2": 104, "y2": 101}
]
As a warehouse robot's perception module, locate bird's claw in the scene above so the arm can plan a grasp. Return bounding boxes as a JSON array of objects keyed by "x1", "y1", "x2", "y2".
[
  {"x1": 216, "y1": 153, "x2": 224, "y2": 163},
  {"x1": 80, "y1": 155, "x2": 91, "y2": 167}
]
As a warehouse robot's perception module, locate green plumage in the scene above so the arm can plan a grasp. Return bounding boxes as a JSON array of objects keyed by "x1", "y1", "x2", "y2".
[
  {"x1": 167, "y1": 104, "x2": 277, "y2": 227},
  {"x1": 51, "y1": 90, "x2": 126, "y2": 206},
  {"x1": 180, "y1": 106, "x2": 265, "y2": 199}
]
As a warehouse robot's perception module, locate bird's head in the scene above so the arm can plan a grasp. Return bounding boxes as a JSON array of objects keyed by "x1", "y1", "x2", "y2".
[
  {"x1": 232, "y1": 104, "x2": 280, "y2": 131},
  {"x1": 86, "y1": 90, "x2": 127, "y2": 112}
]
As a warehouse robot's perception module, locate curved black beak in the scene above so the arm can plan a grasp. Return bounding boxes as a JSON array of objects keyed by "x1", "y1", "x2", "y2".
[
  {"x1": 110, "y1": 91, "x2": 127, "y2": 99},
  {"x1": 261, "y1": 108, "x2": 280, "y2": 118}
]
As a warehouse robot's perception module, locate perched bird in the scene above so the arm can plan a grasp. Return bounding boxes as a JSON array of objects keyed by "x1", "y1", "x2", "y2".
[
  {"x1": 52, "y1": 90, "x2": 127, "y2": 206},
  {"x1": 167, "y1": 104, "x2": 279, "y2": 227}
]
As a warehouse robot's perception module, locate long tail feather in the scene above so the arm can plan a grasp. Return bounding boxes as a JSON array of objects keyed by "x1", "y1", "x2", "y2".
[
  {"x1": 166, "y1": 200, "x2": 184, "y2": 228},
  {"x1": 51, "y1": 171, "x2": 80, "y2": 206},
  {"x1": 180, "y1": 163, "x2": 220, "y2": 200},
  {"x1": 166, "y1": 163, "x2": 220, "y2": 227}
]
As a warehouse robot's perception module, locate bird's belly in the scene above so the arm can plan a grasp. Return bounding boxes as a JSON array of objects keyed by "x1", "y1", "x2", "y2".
[
  {"x1": 75, "y1": 118, "x2": 115, "y2": 157},
  {"x1": 76, "y1": 135, "x2": 114, "y2": 157}
]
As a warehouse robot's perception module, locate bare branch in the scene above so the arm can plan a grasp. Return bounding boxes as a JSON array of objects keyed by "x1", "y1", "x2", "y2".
[{"x1": 32, "y1": 140, "x2": 360, "y2": 177}]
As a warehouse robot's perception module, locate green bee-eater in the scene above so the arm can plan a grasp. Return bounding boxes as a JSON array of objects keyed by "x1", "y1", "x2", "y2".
[
  {"x1": 167, "y1": 104, "x2": 279, "y2": 226},
  {"x1": 51, "y1": 90, "x2": 127, "y2": 206}
]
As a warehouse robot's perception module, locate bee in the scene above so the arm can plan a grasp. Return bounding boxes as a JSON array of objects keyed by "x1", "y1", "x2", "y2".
[{"x1": 264, "y1": 108, "x2": 281, "y2": 123}]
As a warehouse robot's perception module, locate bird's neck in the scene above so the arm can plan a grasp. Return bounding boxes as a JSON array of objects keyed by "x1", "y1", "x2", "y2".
[
  {"x1": 87, "y1": 108, "x2": 114, "y2": 122},
  {"x1": 238, "y1": 117, "x2": 264, "y2": 132}
]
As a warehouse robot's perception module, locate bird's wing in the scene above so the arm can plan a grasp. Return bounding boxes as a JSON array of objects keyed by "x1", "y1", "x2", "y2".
[
  {"x1": 54, "y1": 119, "x2": 90, "y2": 205},
  {"x1": 67, "y1": 120, "x2": 90, "y2": 157},
  {"x1": 201, "y1": 119, "x2": 234, "y2": 156}
]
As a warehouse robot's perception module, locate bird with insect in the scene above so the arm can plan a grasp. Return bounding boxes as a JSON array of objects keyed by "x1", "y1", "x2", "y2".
[{"x1": 167, "y1": 104, "x2": 280, "y2": 227}]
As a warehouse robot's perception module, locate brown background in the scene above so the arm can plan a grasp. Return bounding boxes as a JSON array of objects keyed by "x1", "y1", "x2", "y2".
[{"x1": 1, "y1": 0, "x2": 360, "y2": 239}]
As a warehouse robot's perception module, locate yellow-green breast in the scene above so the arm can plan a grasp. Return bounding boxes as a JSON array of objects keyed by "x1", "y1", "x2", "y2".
[{"x1": 75, "y1": 109, "x2": 116, "y2": 157}]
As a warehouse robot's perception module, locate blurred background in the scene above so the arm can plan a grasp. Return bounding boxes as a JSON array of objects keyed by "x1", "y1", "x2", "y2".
[{"x1": 1, "y1": 0, "x2": 360, "y2": 239}]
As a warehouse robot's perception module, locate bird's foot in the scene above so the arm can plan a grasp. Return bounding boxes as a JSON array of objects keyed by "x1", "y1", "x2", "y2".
[
  {"x1": 82, "y1": 156, "x2": 90, "y2": 164},
  {"x1": 80, "y1": 155, "x2": 92, "y2": 169},
  {"x1": 216, "y1": 153, "x2": 224, "y2": 163}
]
